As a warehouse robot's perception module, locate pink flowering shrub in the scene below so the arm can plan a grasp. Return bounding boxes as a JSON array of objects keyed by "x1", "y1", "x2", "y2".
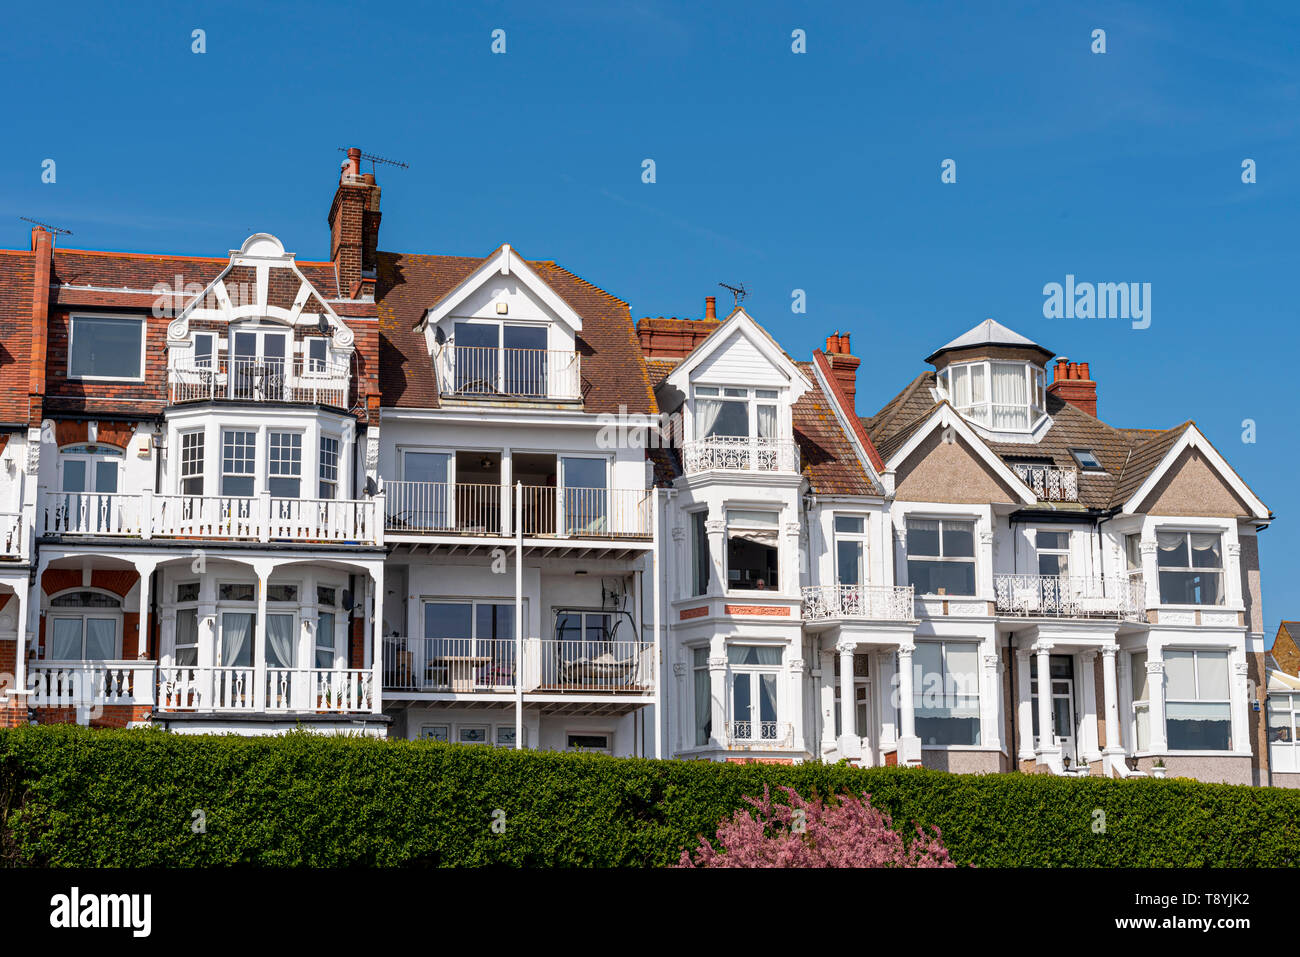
[{"x1": 678, "y1": 786, "x2": 955, "y2": 868}]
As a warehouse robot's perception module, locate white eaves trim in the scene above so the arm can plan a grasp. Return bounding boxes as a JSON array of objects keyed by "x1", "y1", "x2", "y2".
[
  {"x1": 1122, "y1": 425, "x2": 1270, "y2": 520},
  {"x1": 418, "y1": 243, "x2": 583, "y2": 334},
  {"x1": 662, "y1": 307, "x2": 813, "y2": 402},
  {"x1": 883, "y1": 402, "x2": 1038, "y2": 506}
]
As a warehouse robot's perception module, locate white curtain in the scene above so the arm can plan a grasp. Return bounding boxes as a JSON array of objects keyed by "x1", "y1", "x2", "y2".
[
  {"x1": 991, "y1": 363, "x2": 1029, "y2": 430},
  {"x1": 952, "y1": 365, "x2": 971, "y2": 408},
  {"x1": 266, "y1": 614, "x2": 296, "y2": 668},
  {"x1": 1190, "y1": 532, "x2": 1222, "y2": 568},
  {"x1": 694, "y1": 399, "x2": 722, "y2": 440},
  {"x1": 1157, "y1": 530, "x2": 1185, "y2": 564},
  {"x1": 174, "y1": 610, "x2": 199, "y2": 666},
  {"x1": 757, "y1": 404, "x2": 777, "y2": 440},
  {"x1": 85, "y1": 619, "x2": 116, "y2": 659},
  {"x1": 221, "y1": 613, "x2": 252, "y2": 666},
  {"x1": 693, "y1": 649, "x2": 711, "y2": 746},
  {"x1": 50, "y1": 619, "x2": 83, "y2": 660}
]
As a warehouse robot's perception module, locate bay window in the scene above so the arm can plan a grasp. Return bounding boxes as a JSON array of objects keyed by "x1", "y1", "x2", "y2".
[
  {"x1": 1156, "y1": 530, "x2": 1224, "y2": 605},
  {"x1": 1164, "y1": 649, "x2": 1231, "y2": 751},
  {"x1": 221, "y1": 430, "x2": 256, "y2": 497},
  {"x1": 728, "y1": 644, "x2": 781, "y2": 740},
  {"x1": 268, "y1": 431, "x2": 303, "y2": 498},
  {"x1": 693, "y1": 647, "x2": 711, "y2": 746},
  {"x1": 906, "y1": 518, "x2": 976, "y2": 595},
  {"x1": 1268, "y1": 694, "x2": 1300, "y2": 773},
  {"x1": 913, "y1": 640, "x2": 981, "y2": 746},
  {"x1": 726, "y1": 508, "x2": 779, "y2": 590},
  {"x1": 693, "y1": 386, "x2": 779, "y2": 441},
  {"x1": 939, "y1": 360, "x2": 1046, "y2": 433}
]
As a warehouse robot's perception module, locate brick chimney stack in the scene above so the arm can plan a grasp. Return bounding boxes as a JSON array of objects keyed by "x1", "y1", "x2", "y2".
[
  {"x1": 28, "y1": 226, "x2": 52, "y2": 426},
  {"x1": 329, "y1": 146, "x2": 382, "y2": 299},
  {"x1": 704, "y1": 296, "x2": 716, "y2": 320},
  {"x1": 1047, "y1": 356, "x2": 1098, "y2": 418},
  {"x1": 823, "y1": 330, "x2": 860, "y2": 411}
]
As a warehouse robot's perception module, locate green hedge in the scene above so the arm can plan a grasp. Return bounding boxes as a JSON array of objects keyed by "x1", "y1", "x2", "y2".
[{"x1": 1, "y1": 725, "x2": 1297, "y2": 867}]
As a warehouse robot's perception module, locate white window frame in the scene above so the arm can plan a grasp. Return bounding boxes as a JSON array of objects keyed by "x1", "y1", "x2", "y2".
[
  {"x1": 1034, "y1": 528, "x2": 1071, "y2": 578},
  {"x1": 691, "y1": 385, "x2": 782, "y2": 441},
  {"x1": 1130, "y1": 650, "x2": 1151, "y2": 753},
  {"x1": 691, "y1": 646, "x2": 711, "y2": 747},
  {"x1": 905, "y1": 516, "x2": 977, "y2": 596},
  {"x1": 458, "y1": 725, "x2": 490, "y2": 745},
  {"x1": 937, "y1": 359, "x2": 1046, "y2": 433},
  {"x1": 318, "y1": 434, "x2": 340, "y2": 500},
  {"x1": 221, "y1": 429, "x2": 257, "y2": 497},
  {"x1": 1155, "y1": 528, "x2": 1226, "y2": 607},
  {"x1": 267, "y1": 430, "x2": 304, "y2": 499},
  {"x1": 1163, "y1": 648, "x2": 1232, "y2": 752},
  {"x1": 192, "y1": 332, "x2": 217, "y2": 370},
  {"x1": 172, "y1": 580, "x2": 201, "y2": 667},
  {"x1": 45, "y1": 589, "x2": 124, "y2": 661},
  {"x1": 179, "y1": 430, "x2": 205, "y2": 496},
  {"x1": 726, "y1": 643, "x2": 782, "y2": 741},
  {"x1": 58, "y1": 443, "x2": 124, "y2": 494},
  {"x1": 724, "y1": 507, "x2": 780, "y2": 593},
  {"x1": 565, "y1": 731, "x2": 612, "y2": 754},
  {"x1": 420, "y1": 725, "x2": 449, "y2": 741},
  {"x1": 67, "y1": 313, "x2": 147, "y2": 382},
  {"x1": 833, "y1": 513, "x2": 868, "y2": 586}
]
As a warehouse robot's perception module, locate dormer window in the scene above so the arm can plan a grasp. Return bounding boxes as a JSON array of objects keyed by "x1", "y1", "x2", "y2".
[
  {"x1": 938, "y1": 360, "x2": 1046, "y2": 433},
  {"x1": 693, "y1": 387, "x2": 779, "y2": 441}
]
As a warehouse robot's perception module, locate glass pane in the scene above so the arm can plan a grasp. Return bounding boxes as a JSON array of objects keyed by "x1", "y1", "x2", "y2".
[
  {"x1": 942, "y1": 521, "x2": 975, "y2": 558},
  {"x1": 70, "y1": 317, "x2": 142, "y2": 378},
  {"x1": 475, "y1": 603, "x2": 514, "y2": 641},
  {"x1": 907, "y1": 559, "x2": 975, "y2": 596},
  {"x1": 1196, "y1": 652, "x2": 1229, "y2": 699},
  {"x1": 403, "y1": 451, "x2": 450, "y2": 484},
  {"x1": 1038, "y1": 554, "x2": 1069, "y2": 577},
  {"x1": 94, "y1": 461, "x2": 118, "y2": 493},
  {"x1": 759, "y1": 673, "x2": 777, "y2": 722},
  {"x1": 710, "y1": 401, "x2": 749, "y2": 438},
  {"x1": 1036, "y1": 530, "x2": 1069, "y2": 551},
  {"x1": 50, "y1": 619, "x2": 83, "y2": 659},
  {"x1": 1157, "y1": 531, "x2": 1188, "y2": 568},
  {"x1": 265, "y1": 614, "x2": 296, "y2": 668},
  {"x1": 62, "y1": 460, "x2": 86, "y2": 493},
  {"x1": 1164, "y1": 651, "x2": 1196, "y2": 700},
  {"x1": 907, "y1": 519, "x2": 940, "y2": 557},
  {"x1": 732, "y1": 673, "x2": 751, "y2": 721},
  {"x1": 836, "y1": 540, "x2": 863, "y2": 586},
  {"x1": 1190, "y1": 533, "x2": 1222, "y2": 569},
  {"x1": 425, "y1": 602, "x2": 472, "y2": 640},
  {"x1": 834, "y1": 515, "x2": 864, "y2": 534},
  {"x1": 220, "y1": 613, "x2": 254, "y2": 667}
]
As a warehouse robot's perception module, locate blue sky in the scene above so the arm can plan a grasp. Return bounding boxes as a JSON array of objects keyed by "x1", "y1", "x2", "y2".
[{"x1": 2, "y1": 1, "x2": 1297, "y2": 638}]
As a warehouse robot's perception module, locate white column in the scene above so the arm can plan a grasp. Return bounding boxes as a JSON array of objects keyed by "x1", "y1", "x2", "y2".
[
  {"x1": 981, "y1": 648, "x2": 1001, "y2": 751},
  {"x1": 1147, "y1": 653, "x2": 1168, "y2": 753},
  {"x1": 1139, "y1": 539, "x2": 1159, "y2": 611},
  {"x1": 1034, "y1": 642, "x2": 1057, "y2": 762},
  {"x1": 708, "y1": 634, "x2": 727, "y2": 748},
  {"x1": 253, "y1": 562, "x2": 271, "y2": 711},
  {"x1": 1016, "y1": 648, "x2": 1034, "y2": 759},
  {"x1": 13, "y1": 584, "x2": 28, "y2": 709},
  {"x1": 1231, "y1": 655, "x2": 1250, "y2": 755},
  {"x1": 651, "y1": 491, "x2": 662, "y2": 760},
  {"x1": 134, "y1": 560, "x2": 157, "y2": 661},
  {"x1": 515, "y1": 481, "x2": 524, "y2": 749},
  {"x1": 819, "y1": 648, "x2": 836, "y2": 753},
  {"x1": 1079, "y1": 650, "x2": 1099, "y2": 761},
  {"x1": 1101, "y1": 644, "x2": 1122, "y2": 752},
  {"x1": 705, "y1": 518, "x2": 726, "y2": 596},
  {"x1": 896, "y1": 642, "x2": 919, "y2": 765},
  {"x1": 838, "y1": 640, "x2": 856, "y2": 759},
  {"x1": 369, "y1": 565, "x2": 383, "y2": 714},
  {"x1": 788, "y1": 652, "x2": 806, "y2": 757}
]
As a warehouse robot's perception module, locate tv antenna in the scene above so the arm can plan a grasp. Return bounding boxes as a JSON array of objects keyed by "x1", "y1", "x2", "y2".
[
  {"x1": 18, "y1": 216, "x2": 72, "y2": 236},
  {"x1": 719, "y1": 281, "x2": 747, "y2": 308},
  {"x1": 337, "y1": 148, "x2": 410, "y2": 173}
]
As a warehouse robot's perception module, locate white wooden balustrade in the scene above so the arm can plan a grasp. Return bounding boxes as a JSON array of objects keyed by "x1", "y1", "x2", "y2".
[
  {"x1": 382, "y1": 482, "x2": 652, "y2": 538},
  {"x1": 436, "y1": 345, "x2": 582, "y2": 401},
  {"x1": 40, "y1": 491, "x2": 381, "y2": 545},
  {"x1": 682, "y1": 436, "x2": 800, "y2": 474},
  {"x1": 802, "y1": 584, "x2": 915, "y2": 622},
  {"x1": 168, "y1": 356, "x2": 351, "y2": 407},
  {"x1": 27, "y1": 661, "x2": 156, "y2": 707},
  {"x1": 993, "y1": 574, "x2": 1146, "y2": 620}
]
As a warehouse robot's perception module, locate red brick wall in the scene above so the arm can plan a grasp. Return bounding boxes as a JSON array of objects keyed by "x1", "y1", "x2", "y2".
[{"x1": 44, "y1": 309, "x2": 169, "y2": 415}]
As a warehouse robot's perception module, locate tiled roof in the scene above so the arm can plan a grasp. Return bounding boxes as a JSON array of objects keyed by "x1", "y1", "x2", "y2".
[
  {"x1": 863, "y1": 370, "x2": 1217, "y2": 510},
  {"x1": 792, "y1": 362, "x2": 878, "y2": 495},
  {"x1": 645, "y1": 358, "x2": 678, "y2": 389},
  {"x1": 375, "y1": 251, "x2": 657, "y2": 415}
]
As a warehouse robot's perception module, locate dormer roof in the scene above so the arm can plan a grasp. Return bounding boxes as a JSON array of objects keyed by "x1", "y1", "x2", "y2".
[{"x1": 925, "y1": 318, "x2": 1054, "y2": 365}]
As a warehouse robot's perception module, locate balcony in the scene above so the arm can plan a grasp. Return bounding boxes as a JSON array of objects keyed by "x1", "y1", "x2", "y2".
[
  {"x1": 436, "y1": 345, "x2": 581, "y2": 402},
  {"x1": 1012, "y1": 464, "x2": 1079, "y2": 502},
  {"x1": 0, "y1": 511, "x2": 24, "y2": 559},
  {"x1": 682, "y1": 436, "x2": 800, "y2": 475},
  {"x1": 802, "y1": 584, "x2": 915, "y2": 622},
  {"x1": 27, "y1": 660, "x2": 156, "y2": 708},
  {"x1": 726, "y1": 720, "x2": 794, "y2": 749},
  {"x1": 168, "y1": 356, "x2": 352, "y2": 407},
  {"x1": 156, "y1": 665, "x2": 375, "y2": 713},
  {"x1": 994, "y1": 574, "x2": 1146, "y2": 621},
  {"x1": 39, "y1": 491, "x2": 381, "y2": 545},
  {"x1": 382, "y1": 636, "x2": 655, "y2": 695},
  {"x1": 382, "y1": 483, "x2": 652, "y2": 539}
]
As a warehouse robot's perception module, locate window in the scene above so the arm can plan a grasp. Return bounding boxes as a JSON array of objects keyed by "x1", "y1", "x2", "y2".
[
  {"x1": 693, "y1": 386, "x2": 780, "y2": 441},
  {"x1": 221, "y1": 430, "x2": 256, "y2": 497},
  {"x1": 566, "y1": 733, "x2": 611, "y2": 753},
  {"x1": 180, "y1": 431, "x2": 204, "y2": 496},
  {"x1": 1156, "y1": 530, "x2": 1224, "y2": 605},
  {"x1": 726, "y1": 509, "x2": 779, "y2": 591},
  {"x1": 693, "y1": 647, "x2": 711, "y2": 746},
  {"x1": 834, "y1": 515, "x2": 867, "y2": 586},
  {"x1": 174, "y1": 581, "x2": 200, "y2": 667},
  {"x1": 57, "y1": 444, "x2": 122, "y2": 531},
  {"x1": 939, "y1": 360, "x2": 1045, "y2": 433},
  {"x1": 69, "y1": 315, "x2": 144, "y2": 380},
  {"x1": 319, "y1": 435, "x2": 339, "y2": 499},
  {"x1": 268, "y1": 432, "x2": 303, "y2": 498},
  {"x1": 554, "y1": 610, "x2": 626, "y2": 688},
  {"x1": 1124, "y1": 534, "x2": 1142, "y2": 576},
  {"x1": 1070, "y1": 448, "x2": 1104, "y2": 471},
  {"x1": 218, "y1": 582, "x2": 255, "y2": 602},
  {"x1": 727, "y1": 645, "x2": 781, "y2": 740},
  {"x1": 420, "y1": 725, "x2": 449, "y2": 741},
  {"x1": 47, "y1": 591, "x2": 122, "y2": 660},
  {"x1": 452, "y1": 321, "x2": 549, "y2": 395},
  {"x1": 495, "y1": 726, "x2": 517, "y2": 748},
  {"x1": 315, "y1": 610, "x2": 336, "y2": 668},
  {"x1": 192, "y1": 333, "x2": 215, "y2": 369},
  {"x1": 912, "y1": 640, "x2": 980, "y2": 745},
  {"x1": 306, "y1": 337, "x2": 329, "y2": 372},
  {"x1": 231, "y1": 325, "x2": 288, "y2": 401},
  {"x1": 267, "y1": 584, "x2": 298, "y2": 602},
  {"x1": 1165, "y1": 650, "x2": 1231, "y2": 751},
  {"x1": 1268, "y1": 694, "x2": 1300, "y2": 773},
  {"x1": 317, "y1": 586, "x2": 337, "y2": 607},
  {"x1": 458, "y1": 726, "x2": 489, "y2": 745},
  {"x1": 1035, "y1": 529, "x2": 1070, "y2": 578},
  {"x1": 690, "y1": 510, "x2": 710, "y2": 596},
  {"x1": 560, "y1": 456, "x2": 608, "y2": 534},
  {"x1": 833, "y1": 653, "x2": 871, "y2": 737},
  {"x1": 422, "y1": 600, "x2": 515, "y2": 689},
  {"x1": 1131, "y1": 651, "x2": 1150, "y2": 751},
  {"x1": 175, "y1": 582, "x2": 200, "y2": 603},
  {"x1": 906, "y1": 518, "x2": 976, "y2": 595}
]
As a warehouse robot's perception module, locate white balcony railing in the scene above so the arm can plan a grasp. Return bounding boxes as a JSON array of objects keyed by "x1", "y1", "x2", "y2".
[
  {"x1": 727, "y1": 720, "x2": 794, "y2": 748},
  {"x1": 0, "y1": 511, "x2": 24, "y2": 558},
  {"x1": 169, "y1": 356, "x2": 352, "y2": 407},
  {"x1": 1011, "y1": 464, "x2": 1079, "y2": 502},
  {"x1": 27, "y1": 661, "x2": 156, "y2": 708},
  {"x1": 802, "y1": 584, "x2": 915, "y2": 622},
  {"x1": 383, "y1": 636, "x2": 656, "y2": 695},
  {"x1": 40, "y1": 491, "x2": 381, "y2": 545},
  {"x1": 156, "y1": 665, "x2": 374, "y2": 713},
  {"x1": 436, "y1": 345, "x2": 581, "y2": 401},
  {"x1": 682, "y1": 436, "x2": 800, "y2": 474},
  {"x1": 382, "y1": 482, "x2": 653, "y2": 538},
  {"x1": 994, "y1": 574, "x2": 1146, "y2": 621}
]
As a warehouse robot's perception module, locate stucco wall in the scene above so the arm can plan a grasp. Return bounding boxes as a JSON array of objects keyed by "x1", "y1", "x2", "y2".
[
  {"x1": 893, "y1": 431, "x2": 1018, "y2": 504},
  {"x1": 1270, "y1": 772, "x2": 1300, "y2": 789},
  {"x1": 1132, "y1": 754, "x2": 1252, "y2": 785},
  {"x1": 1139, "y1": 448, "x2": 1251, "y2": 517},
  {"x1": 921, "y1": 749, "x2": 1002, "y2": 774}
]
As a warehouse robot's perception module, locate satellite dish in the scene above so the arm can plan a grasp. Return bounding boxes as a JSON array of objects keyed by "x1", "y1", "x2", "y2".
[
  {"x1": 434, "y1": 326, "x2": 447, "y2": 345},
  {"x1": 317, "y1": 314, "x2": 330, "y2": 336}
]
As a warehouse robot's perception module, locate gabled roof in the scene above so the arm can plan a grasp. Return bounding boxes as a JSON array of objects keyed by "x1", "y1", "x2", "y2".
[
  {"x1": 793, "y1": 361, "x2": 880, "y2": 496},
  {"x1": 925, "y1": 318, "x2": 1054, "y2": 364},
  {"x1": 660, "y1": 307, "x2": 814, "y2": 401},
  {"x1": 376, "y1": 249, "x2": 656, "y2": 415}
]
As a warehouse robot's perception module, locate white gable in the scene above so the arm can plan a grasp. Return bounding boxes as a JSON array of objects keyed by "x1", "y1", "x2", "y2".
[
  {"x1": 664, "y1": 308, "x2": 811, "y2": 402},
  {"x1": 693, "y1": 327, "x2": 785, "y2": 386}
]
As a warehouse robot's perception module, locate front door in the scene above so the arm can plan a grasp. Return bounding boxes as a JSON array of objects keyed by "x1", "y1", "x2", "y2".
[{"x1": 1031, "y1": 654, "x2": 1078, "y2": 764}]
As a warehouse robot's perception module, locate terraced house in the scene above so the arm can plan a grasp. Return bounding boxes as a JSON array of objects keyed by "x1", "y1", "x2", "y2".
[{"x1": 0, "y1": 149, "x2": 1280, "y2": 785}]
